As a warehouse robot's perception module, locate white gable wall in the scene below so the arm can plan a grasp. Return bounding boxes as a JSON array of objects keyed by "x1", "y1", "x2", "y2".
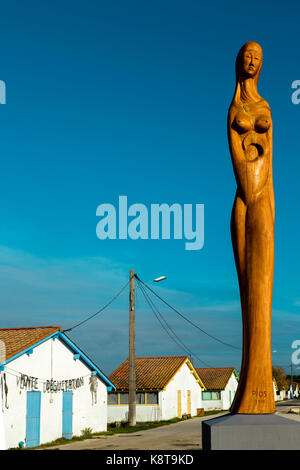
[
  {"x1": 2, "y1": 336, "x2": 108, "y2": 449},
  {"x1": 161, "y1": 362, "x2": 203, "y2": 420},
  {"x1": 221, "y1": 373, "x2": 238, "y2": 410}
]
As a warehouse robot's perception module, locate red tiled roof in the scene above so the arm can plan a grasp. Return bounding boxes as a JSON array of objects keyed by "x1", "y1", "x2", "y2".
[
  {"x1": 109, "y1": 356, "x2": 190, "y2": 391},
  {"x1": 195, "y1": 367, "x2": 236, "y2": 390},
  {"x1": 0, "y1": 326, "x2": 61, "y2": 362}
]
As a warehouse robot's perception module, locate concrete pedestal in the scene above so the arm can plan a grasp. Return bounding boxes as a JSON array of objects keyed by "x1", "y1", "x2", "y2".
[{"x1": 202, "y1": 413, "x2": 300, "y2": 450}]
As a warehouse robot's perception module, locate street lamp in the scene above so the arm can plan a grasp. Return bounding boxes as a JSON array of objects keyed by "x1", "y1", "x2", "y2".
[{"x1": 135, "y1": 274, "x2": 167, "y2": 288}]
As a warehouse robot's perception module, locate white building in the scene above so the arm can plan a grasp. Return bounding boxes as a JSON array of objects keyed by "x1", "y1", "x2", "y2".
[
  {"x1": 107, "y1": 356, "x2": 206, "y2": 423},
  {"x1": 0, "y1": 326, "x2": 115, "y2": 449},
  {"x1": 195, "y1": 367, "x2": 239, "y2": 411},
  {"x1": 273, "y1": 378, "x2": 279, "y2": 401},
  {"x1": 287, "y1": 381, "x2": 299, "y2": 399}
]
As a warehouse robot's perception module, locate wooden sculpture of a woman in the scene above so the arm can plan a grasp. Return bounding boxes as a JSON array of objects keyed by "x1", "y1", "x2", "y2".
[{"x1": 228, "y1": 42, "x2": 275, "y2": 414}]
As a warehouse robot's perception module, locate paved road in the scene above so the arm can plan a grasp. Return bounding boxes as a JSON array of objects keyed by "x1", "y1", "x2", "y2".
[
  {"x1": 276, "y1": 398, "x2": 300, "y2": 410},
  {"x1": 42, "y1": 402, "x2": 300, "y2": 450},
  {"x1": 275, "y1": 399, "x2": 300, "y2": 422},
  {"x1": 42, "y1": 414, "x2": 226, "y2": 451}
]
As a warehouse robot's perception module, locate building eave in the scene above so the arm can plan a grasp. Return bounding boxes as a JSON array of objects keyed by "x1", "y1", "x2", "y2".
[{"x1": 185, "y1": 358, "x2": 206, "y2": 390}]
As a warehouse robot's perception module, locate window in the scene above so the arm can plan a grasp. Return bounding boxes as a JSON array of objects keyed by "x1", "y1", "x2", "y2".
[
  {"x1": 202, "y1": 391, "x2": 221, "y2": 400},
  {"x1": 108, "y1": 393, "x2": 118, "y2": 405},
  {"x1": 108, "y1": 391, "x2": 159, "y2": 405},
  {"x1": 146, "y1": 392, "x2": 159, "y2": 404},
  {"x1": 119, "y1": 393, "x2": 129, "y2": 404},
  {"x1": 136, "y1": 392, "x2": 146, "y2": 404},
  {"x1": 202, "y1": 391, "x2": 211, "y2": 400}
]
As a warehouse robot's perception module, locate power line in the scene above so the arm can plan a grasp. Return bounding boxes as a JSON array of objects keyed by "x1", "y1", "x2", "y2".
[
  {"x1": 62, "y1": 278, "x2": 130, "y2": 333},
  {"x1": 139, "y1": 282, "x2": 193, "y2": 359},
  {"x1": 136, "y1": 275, "x2": 241, "y2": 351},
  {"x1": 138, "y1": 280, "x2": 211, "y2": 367}
]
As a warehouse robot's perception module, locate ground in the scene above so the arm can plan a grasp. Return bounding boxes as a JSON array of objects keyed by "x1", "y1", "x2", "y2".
[
  {"x1": 39, "y1": 400, "x2": 300, "y2": 450},
  {"x1": 40, "y1": 413, "x2": 225, "y2": 450}
]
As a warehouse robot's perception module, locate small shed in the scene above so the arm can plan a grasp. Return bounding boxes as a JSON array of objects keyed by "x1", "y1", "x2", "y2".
[
  {"x1": 195, "y1": 367, "x2": 239, "y2": 410},
  {"x1": 0, "y1": 326, "x2": 115, "y2": 449},
  {"x1": 107, "y1": 355, "x2": 205, "y2": 423}
]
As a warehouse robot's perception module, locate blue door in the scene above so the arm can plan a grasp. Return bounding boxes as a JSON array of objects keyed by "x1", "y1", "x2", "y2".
[
  {"x1": 62, "y1": 391, "x2": 73, "y2": 439},
  {"x1": 26, "y1": 391, "x2": 41, "y2": 448}
]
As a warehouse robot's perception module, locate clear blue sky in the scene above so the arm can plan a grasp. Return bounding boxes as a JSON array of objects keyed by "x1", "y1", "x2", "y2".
[{"x1": 0, "y1": 0, "x2": 299, "y2": 376}]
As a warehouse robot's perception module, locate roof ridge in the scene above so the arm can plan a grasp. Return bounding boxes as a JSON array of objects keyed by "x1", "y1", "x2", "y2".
[
  {"x1": 0, "y1": 326, "x2": 62, "y2": 331},
  {"x1": 196, "y1": 366, "x2": 235, "y2": 370},
  {"x1": 109, "y1": 355, "x2": 188, "y2": 374},
  {"x1": 135, "y1": 355, "x2": 188, "y2": 360}
]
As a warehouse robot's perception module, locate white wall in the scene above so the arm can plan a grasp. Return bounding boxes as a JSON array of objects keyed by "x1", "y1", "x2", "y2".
[
  {"x1": 279, "y1": 390, "x2": 287, "y2": 400},
  {"x1": 274, "y1": 383, "x2": 278, "y2": 401},
  {"x1": 221, "y1": 373, "x2": 238, "y2": 410},
  {"x1": 0, "y1": 388, "x2": 5, "y2": 450},
  {"x1": 107, "y1": 403, "x2": 162, "y2": 423},
  {"x1": 160, "y1": 362, "x2": 203, "y2": 420},
  {"x1": 2, "y1": 336, "x2": 108, "y2": 449},
  {"x1": 202, "y1": 398, "x2": 222, "y2": 411}
]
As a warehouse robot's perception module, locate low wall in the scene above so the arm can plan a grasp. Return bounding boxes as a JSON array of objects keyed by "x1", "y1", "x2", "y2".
[
  {"x1": 107, "y1": 405, "x2": 162, "y2": 423},
  {"x1": 202, "y1": 400, "x2": 222, "y2": 411}
]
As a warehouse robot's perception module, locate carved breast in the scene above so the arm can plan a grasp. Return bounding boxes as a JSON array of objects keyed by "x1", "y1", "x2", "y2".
[
  {"x1": 233, "y1": 112, "x2": 252, "y2": 133},
  {"x1": 255, "y1": 115, "x2": 271, "y2": 133},
  {"x1": 233, "y1": 112, "x2": 270, "y2": 135}
]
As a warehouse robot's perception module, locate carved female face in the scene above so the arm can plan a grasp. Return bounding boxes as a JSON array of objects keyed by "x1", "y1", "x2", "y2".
[{"x1": 242, "y1": 43, "x2": 262, "y2": 77}]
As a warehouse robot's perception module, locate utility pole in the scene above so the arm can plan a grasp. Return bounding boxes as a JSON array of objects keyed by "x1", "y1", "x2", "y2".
[{"x1": 128, "y1": 269, "x2": 136, "y2": 426}]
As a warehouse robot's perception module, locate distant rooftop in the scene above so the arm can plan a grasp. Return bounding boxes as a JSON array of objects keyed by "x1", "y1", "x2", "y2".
[
  {"x1": 195, "y1": 367, "x2": 237, "y2": 390},
  {"x1": 109, "y1": 355, "x2": 204, "y2": 391}
]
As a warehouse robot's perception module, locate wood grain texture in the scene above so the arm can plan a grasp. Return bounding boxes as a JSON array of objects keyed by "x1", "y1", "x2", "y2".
[{"x1": 228, "y1": 42, "x2": 275, "y2": 414}]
